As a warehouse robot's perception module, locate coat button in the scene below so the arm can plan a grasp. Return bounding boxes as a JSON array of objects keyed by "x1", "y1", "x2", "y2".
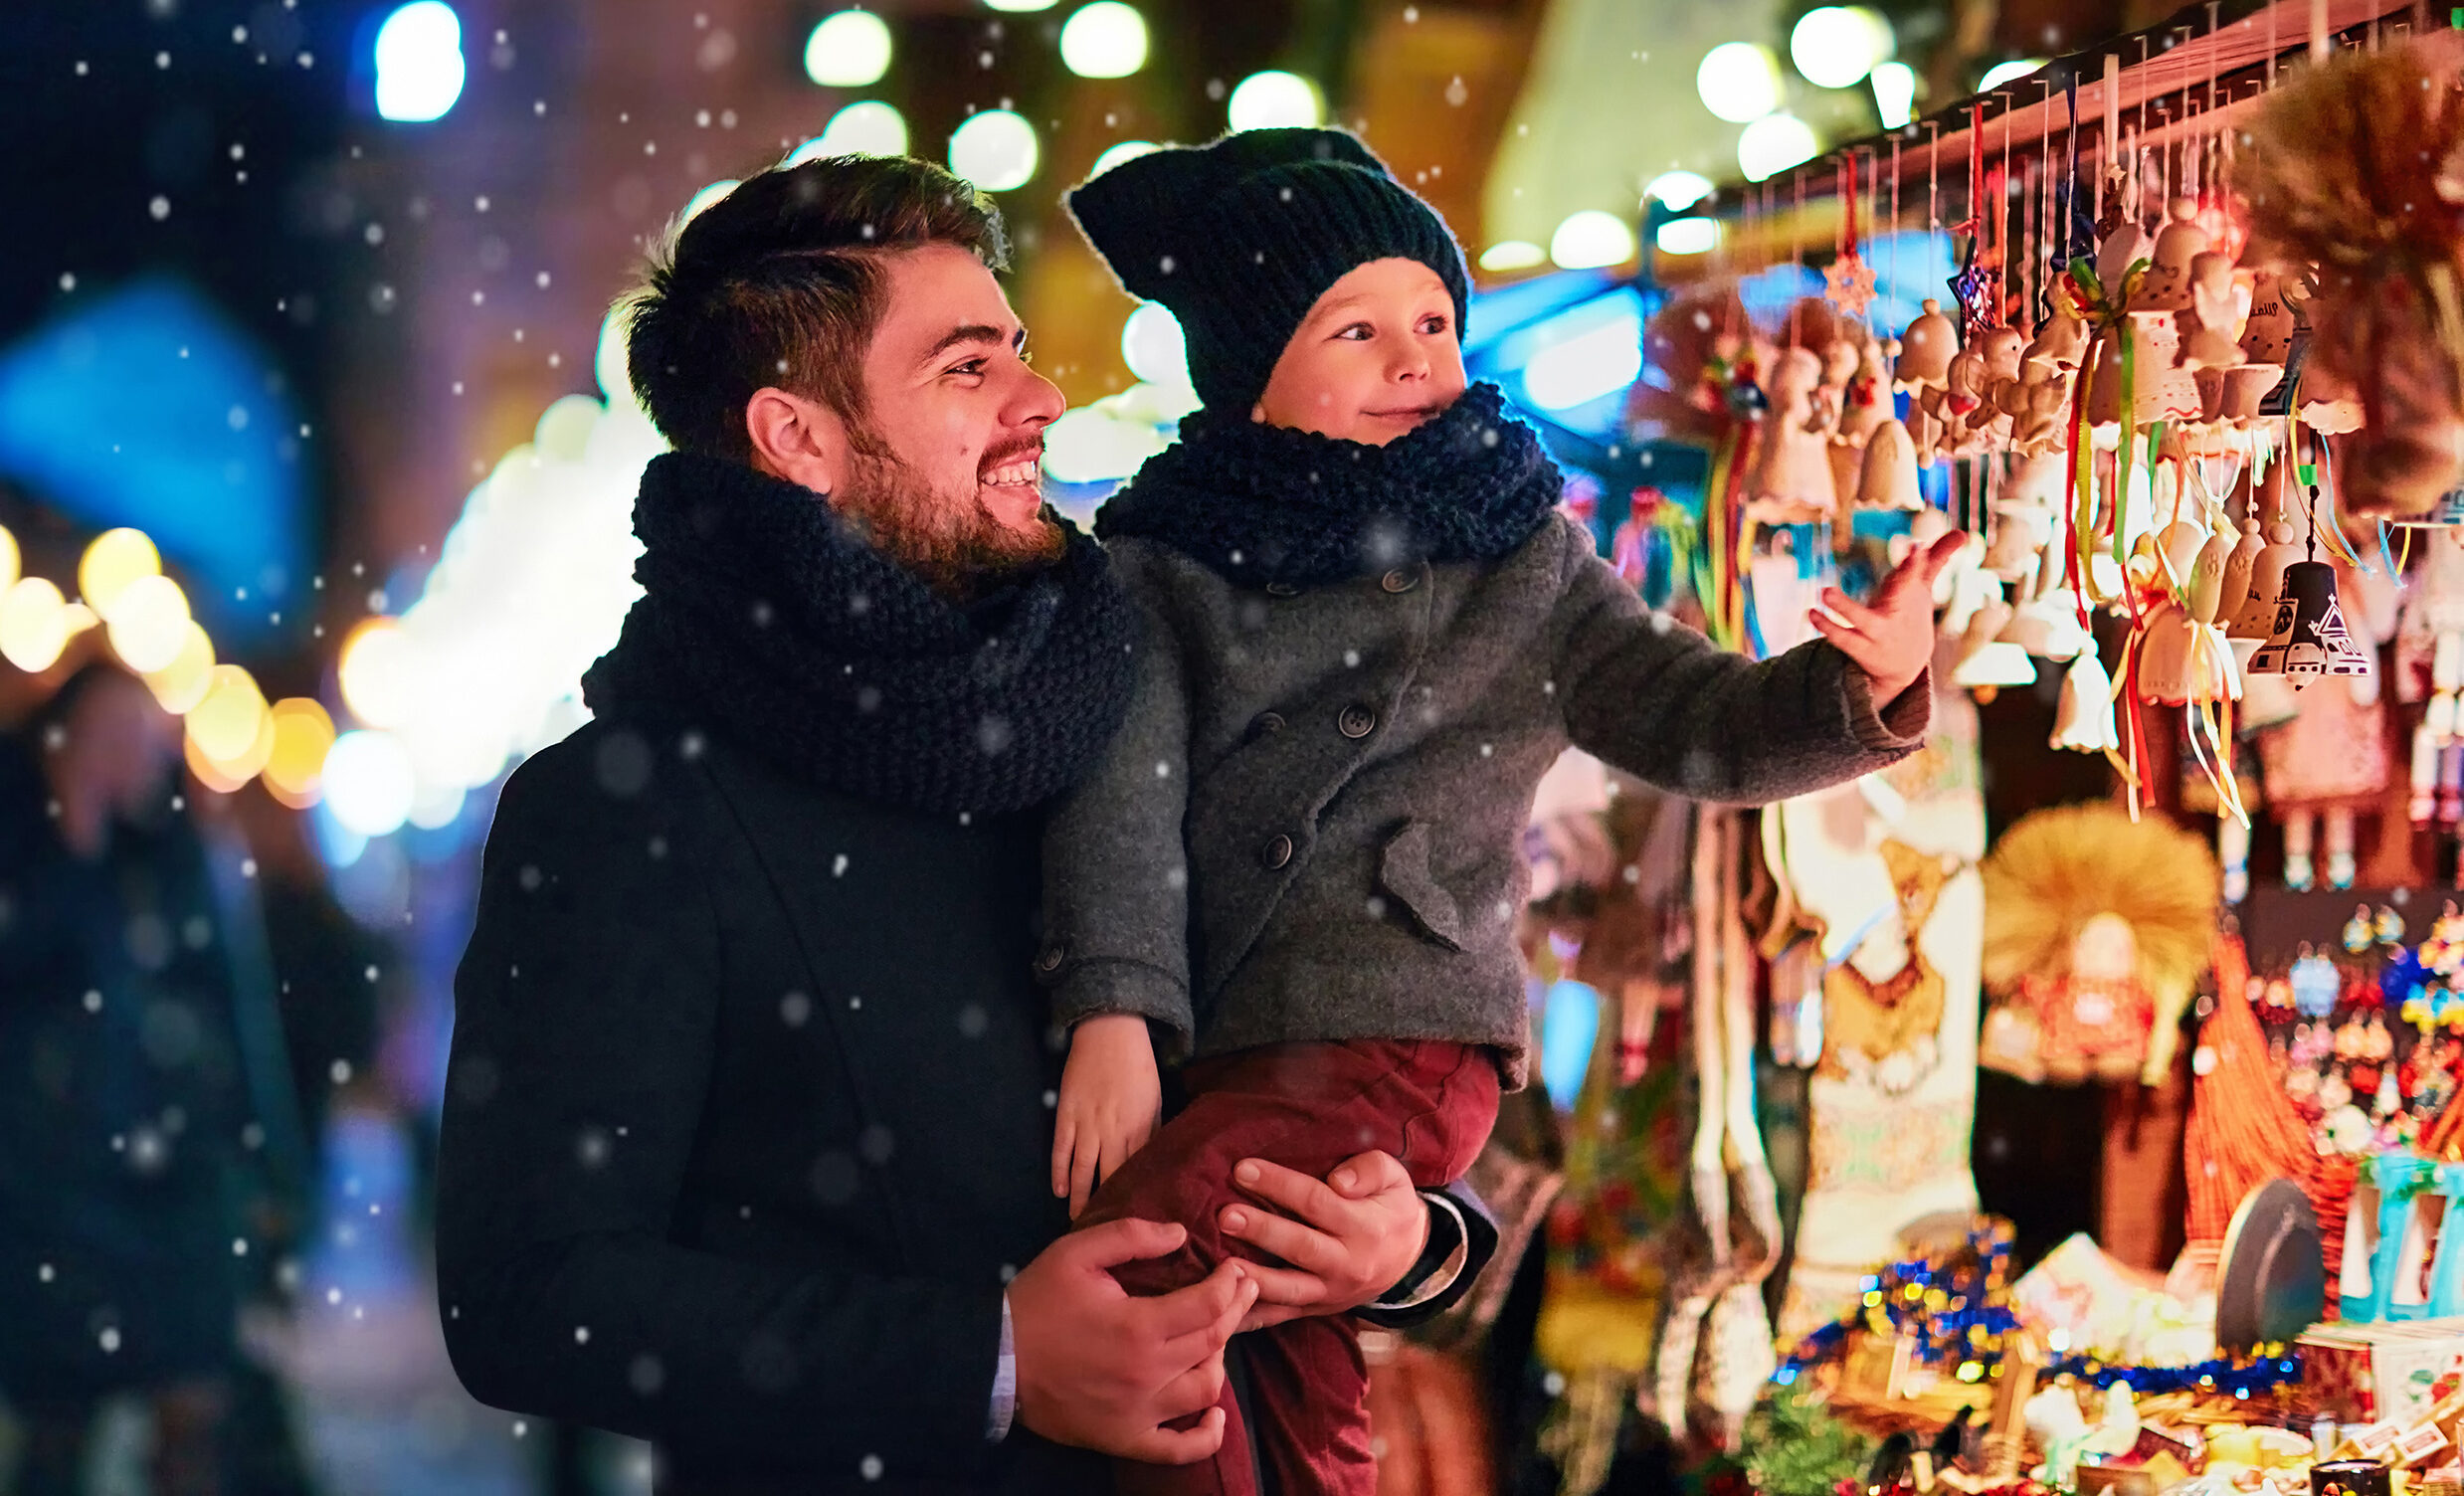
[
  {"x1": 1034, "y1": 943, "x2": 1064, "y2": 975},
  {"x1": 1249, "y1": 710, "x2": 1287, "y2": 740},
  {"x1": 1261, "y1": 834, "x2": 1293, "y2": 869},
  {"x1": 1381, "y1": 568, "x2": 1417, "y2": 594},
  {"x1": 1339, "y1": 704, "x2": 1377, "y2": 739},
  {"x1": 1264, "y1": 581, "x2": 1299, "y2": 598}
]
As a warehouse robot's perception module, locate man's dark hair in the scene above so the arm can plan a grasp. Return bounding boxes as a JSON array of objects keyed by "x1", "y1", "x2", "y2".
[{"x1": 627, "y1": 154, "x2": 1011, "y2": 463}]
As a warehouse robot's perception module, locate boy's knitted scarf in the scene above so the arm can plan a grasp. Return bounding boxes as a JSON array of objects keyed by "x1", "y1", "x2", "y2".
[
  {"x1": 1094, "y1": 382, "x2": 1564, "y2": 588},
  {"x1": 583, "y1": 452, "x2": 1138, "y2": 816}
]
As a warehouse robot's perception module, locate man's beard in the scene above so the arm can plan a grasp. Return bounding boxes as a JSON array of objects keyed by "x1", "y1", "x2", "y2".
[{"x1": 832, "y1": 441, "x2": 1066, "y2": 600}]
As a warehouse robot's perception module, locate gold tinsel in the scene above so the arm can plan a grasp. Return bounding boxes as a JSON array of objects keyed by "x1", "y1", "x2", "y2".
[{"x1": 1979, "y1": 803, "x2": 2216, "y2": 1004}]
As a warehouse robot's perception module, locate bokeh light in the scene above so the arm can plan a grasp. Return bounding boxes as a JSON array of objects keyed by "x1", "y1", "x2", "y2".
[
  {"x1": 1522, "y1": 305, "x2": 1644, "y2": 412},
  {"x1": 1120, "y1": 302, "x2": 1191, "y2": 389},
  {"x1": 1644, "y1": 170, "x2": 1716, "y2": 212},
  {"x1": 80, "y1": 528, "x2": 161, "y2": 619},
  {"x1": 985, "y1": 0, "x2": 1058, "y2": 9},
  {"x1": 1870, "y1": 62, "x2": 1918, "y2": 128},
  {"x1": 1696, "y1": 42, "x2": 1781, "y2": 124},
  {"x1": 1655, "y1": 217, "x2": 1722, "y2": 255},
  {"x1": 948, "y1": 109, "x2": 1040, "y2": 192},
  {"x1": 373, "y1": 2, "x2": 467, "y2": 123},
  {"x1": 1479, "y1": 241, "x2": 1548, "y2": 273},
  {"x1": 1790, "y1": 7, "x2": 1895, "y2": 91},
  {"x1": 798, "y1": 100, "x2": 910, "y2": 161},
  {"x1": 339, "y1": 618, "x2": 420, "y2": 731},
  {"x1": 101, "y1": 574, "x2": 191, "y2": 674},
  {"x1": 324, "y1": 730, "x2": 418, "y2": 838},
  {"x1": 1980, "y1": 58, "x2": 2049, "y2": 91},
  {"x1": 265, "y1": 698, "x2": 338, "y2": 803},
  {"x1": 1088, "y1": 139, "x2": 1159, "y2": 178},
  {"x1": 804, "y1": 10, "x2": 893, "y2": 89},
  {"x1": 143, "y1": 623, "x2": 216, "y2": 715},
  {"x1": 1229, "y1": 71, "x2": 1325, "y2": 131},
  {"x1": 186, "y1": 664, "x2": 269, "y2": 764},
  {"x1": 1738, "y1": 112, "x2": 1820, "y2": 181},
  {"x1": 1549, "y1": 210, "x2": 1637, "y2": 271},
  {"x1": 0, "y1": 578, "x2": 70, "y2": 674},
  {"x1": 1059, "y1": 3, "x2": 1149, "y2": 79}
]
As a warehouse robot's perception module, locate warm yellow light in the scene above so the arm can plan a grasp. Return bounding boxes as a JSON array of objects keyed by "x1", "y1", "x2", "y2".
[
  {"x1": 185, "y1": 731, "x2": 250, "y2": 795},
  {"x1": 101, "y1": 574, "x2": 191, "y2": 674},
  {"x1": 204, "y1": 702, "x2": 278, "y2": 785},
  {"x1": 187, "y1": 664, "x2": 269, "y2": 763},
  {"x1": 80, "y1": 528, "x2": 162, "y2": 620},
  {"x1": 144, "y1": 623, "x2": 217, "y2": 714},
  {"x1": 264, "y1": 697, "x2": 338, "y2": 799},
  {"x1": 0, "y1": 526, "x2": 21, "y2": 594},
  {"x1": 0, "y1": 577, "x2": 70, "y2": 673},
  {"x1": 338, "y1": 618, "x2": 419, "y2": 730}
]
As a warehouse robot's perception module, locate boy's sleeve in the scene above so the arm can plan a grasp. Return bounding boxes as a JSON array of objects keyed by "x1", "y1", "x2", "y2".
[
  {"x1": 1550, "y1": 530, "x2": 1929, "y2": 803},
  {"x1": 1038, "y1": 578, "x2": 1196, "y2": 1055}
]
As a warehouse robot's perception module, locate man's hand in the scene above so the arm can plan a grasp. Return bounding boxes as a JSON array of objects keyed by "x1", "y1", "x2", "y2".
[
  {"x1": 1051, "y1": 1015, "x2": 1161, "y2": 1218},
  {"x1": 1810, "y1": 529, "x2": 1964, "y2": 705},
  {"x1": 1219, "y1": 1150, "x2": 1429, "y2": 1333},
  {"x1": 1010, "y1": 1218, "x2": 1256, "y2": 1462}
]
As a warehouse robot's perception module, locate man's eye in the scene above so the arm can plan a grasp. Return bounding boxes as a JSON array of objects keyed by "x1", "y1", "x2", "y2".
[{"x1": 950, "y1": 358, "x2": 987, "y2": 377}]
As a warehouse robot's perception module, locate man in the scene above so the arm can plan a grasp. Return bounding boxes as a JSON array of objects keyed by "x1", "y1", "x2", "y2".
[{"x1": 434, "y1": 154, "x2": 1489, "y2": 1495}]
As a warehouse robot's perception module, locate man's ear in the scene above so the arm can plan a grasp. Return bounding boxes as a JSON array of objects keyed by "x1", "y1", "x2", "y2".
[{"x1": 744, "y1": 387, "x2": 852, "y2": 497}]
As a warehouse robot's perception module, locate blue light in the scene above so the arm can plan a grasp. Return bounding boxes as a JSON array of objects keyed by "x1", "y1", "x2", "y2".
[
  {"x1": 374, "y1": 2, "x2": 465, "y2": 122},
  {"x1": 1537, "y1": 980, "x2": 1601, "y2": 1110}
]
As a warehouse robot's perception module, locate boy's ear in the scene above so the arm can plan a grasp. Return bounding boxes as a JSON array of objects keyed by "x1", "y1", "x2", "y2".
[{"x1": 744, "y1": 387, "x2": 853, "y2": 496}]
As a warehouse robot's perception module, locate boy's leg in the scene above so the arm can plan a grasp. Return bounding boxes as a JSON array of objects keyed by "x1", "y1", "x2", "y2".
[
  {"x1": 1245, "y1": 1314, "x2": 1375, "y2": 1496},
  {"x1": 1078, "y1": 1040, "x2": 1502, "y2": 1495}
]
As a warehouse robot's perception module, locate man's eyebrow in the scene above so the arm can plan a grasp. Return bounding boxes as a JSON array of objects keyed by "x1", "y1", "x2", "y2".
[{"x1": 919, "y1": 322, "x2": 1022, "y2": 364}]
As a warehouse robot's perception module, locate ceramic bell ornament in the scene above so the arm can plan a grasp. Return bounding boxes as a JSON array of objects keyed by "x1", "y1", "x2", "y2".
[
  {"x1": 1853, "y1": 419, "x2": 1923, "y2": 510},
  {"x1": 2180, "y1": 251, "x2": 2245, "y2": 371},
  {"x1": 1952, "y1": 578, "x2": 2038, "y2": 690},
  {"x1": 2238, "y1": 269, "x2": 2297, "y2": 364},
  {"x1": 1896, "y1": 298, "x2": 1958, "y2": 390},
  {"x1": 2052, "y1": 648, "x2": 2121, "y2": 753},
  {"x1": 2096, "y1": 210, "x2": 2157, "y2": 303},
  {"x1": 1746, "y1": 347, "x2": 1841, "y2": 520},
  {"x1": 2247, "y1": 558, "x2": 2374, "y2": 683},
  {"x1": 1833, "y1": 336, "x2": 1891, "y2": 451},
  {"x1": 2137, "y1": 197, "x2": 2208, "y2": 311},
  {"x1": 2228, "y1": 463, "x2": 2302, "y2": 642}
]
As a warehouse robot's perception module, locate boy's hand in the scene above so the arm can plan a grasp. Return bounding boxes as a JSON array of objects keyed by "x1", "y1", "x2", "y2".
[
  {"x1": 1052, "y1": 1015, "x2": 1162, "y2": 1218},
  {"x1": 1811, "y1": 530, "x2": 1965, "y2": 705}
]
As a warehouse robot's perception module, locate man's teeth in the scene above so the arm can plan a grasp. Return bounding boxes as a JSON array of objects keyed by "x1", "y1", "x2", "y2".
[{"x1": 983, "y1": 460, "x2": 1041, "y2": 486}]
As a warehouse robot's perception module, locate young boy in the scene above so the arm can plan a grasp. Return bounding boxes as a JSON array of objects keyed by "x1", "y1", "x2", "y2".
[{"x1": 1038, "y1": 128, "x2": 1954, "y2": 1494}]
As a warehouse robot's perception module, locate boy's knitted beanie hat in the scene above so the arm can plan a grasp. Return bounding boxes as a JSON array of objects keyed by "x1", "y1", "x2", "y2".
[{"x1": 1065, "y1": 128, "x2": 1470, "y2": 412}]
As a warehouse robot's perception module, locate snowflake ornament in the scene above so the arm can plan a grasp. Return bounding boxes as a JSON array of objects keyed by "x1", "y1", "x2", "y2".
[{"x1": 1822, "y1": 253, "x2": 1877, "y2": 318}]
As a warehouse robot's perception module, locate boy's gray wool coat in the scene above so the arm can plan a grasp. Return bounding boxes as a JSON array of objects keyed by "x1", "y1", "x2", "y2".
[{"x1": 1035, "y1": 511, "x2": 1929, "y2": 1088}]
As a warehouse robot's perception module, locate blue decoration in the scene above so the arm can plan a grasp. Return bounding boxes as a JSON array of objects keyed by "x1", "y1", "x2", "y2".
[{"x1": 0, "y1": 278, "x2": 308, "y2": 640}]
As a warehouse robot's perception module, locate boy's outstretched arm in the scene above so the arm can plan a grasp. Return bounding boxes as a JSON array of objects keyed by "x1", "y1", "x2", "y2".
[{"x1": 1551, "y1": 524, "x2": 1957, "y2": 802}]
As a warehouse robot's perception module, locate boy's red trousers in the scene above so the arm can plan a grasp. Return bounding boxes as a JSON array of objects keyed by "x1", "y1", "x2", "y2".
[{"x1": 1074, "y1": 1037, "x2": 1500, "y2": 1496}]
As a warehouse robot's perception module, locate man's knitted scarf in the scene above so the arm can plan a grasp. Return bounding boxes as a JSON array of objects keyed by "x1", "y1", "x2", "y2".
[{"x1": 583, "y1": 452, "x2": 1138, "y2": 816}]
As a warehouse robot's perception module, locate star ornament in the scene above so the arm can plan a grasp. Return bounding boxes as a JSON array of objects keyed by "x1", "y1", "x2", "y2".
[{"x1": 1823, "y1": 252, "x2": 1877, "y2": 318}]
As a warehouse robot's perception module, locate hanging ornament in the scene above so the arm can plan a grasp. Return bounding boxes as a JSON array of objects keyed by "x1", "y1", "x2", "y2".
[
  {"x1": 2051, "y1": 648, "x2": 2120, "y2": 754},
  {"x1": 1823, "y1": 153, "x2": 1879, "y2": 320},
  {"x1": 2246, "y1": 560, "x2": 2373, "y2": 685}
]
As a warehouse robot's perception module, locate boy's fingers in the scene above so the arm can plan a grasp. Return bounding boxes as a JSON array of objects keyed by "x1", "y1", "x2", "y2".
[
  {"x1": 1050, "y1": 1122, "x2": 1074, "y2": 1200},
  {"x1": 1068, "y1": 1144, "x2": 1099, "y2": 1219},
  {"x1": 1126, "y1": 1406, "x2": 1227, "y2": 1465}
]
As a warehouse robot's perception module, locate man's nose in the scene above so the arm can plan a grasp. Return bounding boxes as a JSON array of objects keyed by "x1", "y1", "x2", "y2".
[{"x1": 1011, "y1": 365, "x2": 1066, "y2": 429}]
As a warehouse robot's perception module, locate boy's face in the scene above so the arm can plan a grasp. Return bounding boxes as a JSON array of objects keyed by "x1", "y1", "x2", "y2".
[{"x1": 1252, "y1": 258, "x2": 1465, "y2": 446}]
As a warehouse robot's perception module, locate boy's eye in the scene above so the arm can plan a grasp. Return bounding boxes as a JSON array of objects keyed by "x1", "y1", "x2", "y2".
[
  {"x1": 1420, "y1": 314, "x2": 1450, "y2": 335},
  {"x1": 1335, "y1": 321, "x2": 1374, "y2": 341}
]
